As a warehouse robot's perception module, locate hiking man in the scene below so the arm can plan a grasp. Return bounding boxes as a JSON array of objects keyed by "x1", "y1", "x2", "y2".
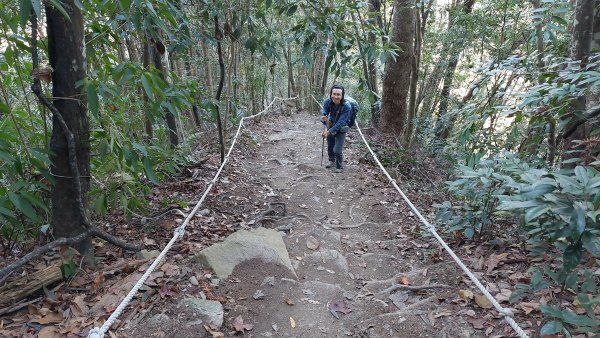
[{"x1": 321, "y1": 84, "x2": 352, "y2": 173}]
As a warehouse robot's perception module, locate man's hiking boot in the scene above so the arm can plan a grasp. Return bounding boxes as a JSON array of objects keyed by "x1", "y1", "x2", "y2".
[
  {"x1": 325, "y1": 160, "x2": 335, "y2": 169},
  {"x1": 334, "y1": 168, "x2": 343, "y2": 173}
]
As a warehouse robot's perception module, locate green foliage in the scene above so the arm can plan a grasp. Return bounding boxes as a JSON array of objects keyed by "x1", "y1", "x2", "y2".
[
  {"x1": 435, "y1": 153, "x2": 530, "y2": 239},
  {"x1": 498, "y1": 165, "x2": 600, "y2": 271},
  {"x1": 60, "y1": 259, "x2": 78, "y2": 279},
  {"x1": 440, "y1": 152, "x2": 600, "y2": 335}
]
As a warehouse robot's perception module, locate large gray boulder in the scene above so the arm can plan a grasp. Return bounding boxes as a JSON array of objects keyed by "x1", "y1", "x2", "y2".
[{"x1": 193, "y1": 227, "x2": 296, "y2": 279}]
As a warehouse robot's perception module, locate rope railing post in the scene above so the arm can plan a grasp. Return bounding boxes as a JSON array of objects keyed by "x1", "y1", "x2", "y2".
[
  {"x1": 354, "y1": 122, "x2": 530, "y2": 338},
  {"x1": 87, "y1": 97, "x2": 298, "y2": 338}
]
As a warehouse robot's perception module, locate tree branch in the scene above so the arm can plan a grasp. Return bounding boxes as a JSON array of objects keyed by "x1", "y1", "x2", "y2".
[
  {"x1": 562, "y1": 105, "x2": 600, "y2": 140},
  {"x1": 0, "y1": 225, "x2": 141, "y2": 285}
]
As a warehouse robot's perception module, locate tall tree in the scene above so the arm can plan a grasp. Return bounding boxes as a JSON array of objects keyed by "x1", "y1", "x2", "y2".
[
  {"x1": 435, "y1": 0, "x2": 476, "y2": 140},
  {"x1": 379, "y1": 0, "x2": 415, "y2": 135},
  {"x1": 45, "y1": 1, "x2": 92, "y2": 255},
  {"x1": 562, "y1": 0, "x2": 595, "y2": 165}
]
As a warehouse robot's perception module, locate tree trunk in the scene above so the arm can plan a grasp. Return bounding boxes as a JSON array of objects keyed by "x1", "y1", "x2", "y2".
[
  {"x1": 436, "y1": 0, "x2": 476, "y2": 140},
  {"x1": 46, "y1": 1, "x2": 91, "y2": 256},
  {"x1": 147, "y1": 36, "x2": 179, "y2": 147},
  {"x1": 379, "y1": 0, "x2": 415, "y2": 135},
  {"x1": 404, "y1": 3, "x2": 422, "y2": 145},
  {"x1": 367, "y1": 0, "x2": 383, "y2": 127},
  {"x1": 562, "y1": 0, "x2": 595, "y2": 166},
  {"x1": 214, "y1": 15, "x2": 226, "y2": 163},
  {"x1": 531, "y1": 0, "x2": 545, "y2": 69},
  {"x1": 142, "y1": 36, "x2": 154, "y2": 139}
]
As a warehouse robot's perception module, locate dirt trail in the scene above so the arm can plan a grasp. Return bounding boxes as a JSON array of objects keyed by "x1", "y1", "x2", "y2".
[{"x1": 124, "y1": 111, "x2": 489, "y2": 337}]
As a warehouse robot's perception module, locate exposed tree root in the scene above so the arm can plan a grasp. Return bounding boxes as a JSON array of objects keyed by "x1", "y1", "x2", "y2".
[
  {"x1": 296, "y1": 174, "x2": 316, "y2": 182},
  {"x1": 357, "y1": 295, "x2": 437, "y2": 326},
  {"x1": 378, "y1": 283, "x2": 450, "y2": 297},
  {"x1": 362, "y1": 269, "x2": 424, "y2": 289}
]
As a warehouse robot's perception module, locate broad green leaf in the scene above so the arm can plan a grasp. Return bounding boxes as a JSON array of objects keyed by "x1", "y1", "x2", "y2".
[
  {"x1": 521, "y1": 184, "x2": 556, "y2": 199},
  {"x1": 564, "y1": 271, "x2": 578, "y2": 290},
  {"x1": 0, "y1": 102, "x2": 9, "y2": 115},
  {"x1": 87, "y1": 83, "x2": 99, "y2": 118},
  {"x1": 569, "y1": 205, "x2": 586, "y2": 241},
  {"x1": 0, "y1": 205, "x2": 15, "y2": 218},
  {"x1": 287, "y1": 4, "x2": 298, "y2": 16},
  {"x1": 31, "y1": 0, "x2": 42, "y2": 16},
  {"x1": 561, "y1": 309, "x2": 600, "y2": 327},
  {"x1": 132, "y1": 142, "x2": 148, "y2": 156},
  {"x1": 20, "y1": 191, "x2": 49, "y2": 213},
  {"x1": 60, "y1": 260, "x2": 77, "y2": 279},
  {"x1": 141, "y1": 74, "x2": 154, "y2": 101},
  {"x1": 498, "y1": 200, "x2": 540, "y2": 210},
  {"x1": 19, "y1": 0, "x2": 32, "y2": 28},
  {"x1": 46, "y1": 0, "x2": 71, "y2": 21},
  {"x1": 0, "y1": 150, "x2": 14, "y2": 162},
  {"x1": 143, "y1": 157, "x2": 159, "y2": 184},
  {"x1": 464, "y1": 227, "x2": 475, "y2": 239},
  {"x1": 574, "y1": 166, "x2": 589, "y2": 185},
  {"x1": 540, "y1": 321, "x2": 563, "y2": 335},
  {"x1": 119, "y1": 0, "x2": 132, "y2": 10},
  {"x1": 40, "y1": 223, "x2": 49, "y2": 234},
  {"x1": 8, "y1": 192, "x2": 39, "y2": 221},
  {"x1": 244, "y1": 37, "x2": 257, "y2": 53},
  {"x1": 563, "y1": 242, "x2": 582, "y2": 271},
  {"x1": 525, "y1": 204, "x2": 550, "y2": 223},
  {"x1": 540, "y1": 304, "x2": 565, "y2": 319},
  {"x1": 581, "y1": 231, "x2": 600, "y2": 257}
]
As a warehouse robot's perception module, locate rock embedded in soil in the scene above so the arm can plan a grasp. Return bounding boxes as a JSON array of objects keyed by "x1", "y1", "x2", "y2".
[
  {"x1": 193, "y1": 227, "x2": 296, "y2": 279},
  {"x1": 178, "y1": 297, "x2": 224, "y2": 327}
]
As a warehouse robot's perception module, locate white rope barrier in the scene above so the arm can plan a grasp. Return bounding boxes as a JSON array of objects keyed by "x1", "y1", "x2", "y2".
[
  {"x1": 88, "y1": 101, "x2": 527, "y2": 338},
  {"x1": 87, "y1": 96, "x2": 298, "y2": 338},
  {"x1": 353, "y1": 122, "x2": 529, "y2": 338}
]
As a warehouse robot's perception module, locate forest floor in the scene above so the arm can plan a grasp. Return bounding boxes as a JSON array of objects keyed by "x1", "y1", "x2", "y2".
[{"x1": 0, "y1": 110, "x2": 539, "y2": 337}]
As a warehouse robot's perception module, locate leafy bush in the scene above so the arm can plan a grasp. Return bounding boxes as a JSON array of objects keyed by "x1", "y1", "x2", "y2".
[
  {"x1": 439, "y1": 154, "x2": 600, "y2": 335},
  {"x1": 435, "y1": 153, "x2": 528, "y2": 239}
]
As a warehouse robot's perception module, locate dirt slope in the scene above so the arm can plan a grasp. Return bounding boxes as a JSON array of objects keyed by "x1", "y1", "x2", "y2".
[{"x1": 121, "y1": 111, "x2": 518, "y2": 338}]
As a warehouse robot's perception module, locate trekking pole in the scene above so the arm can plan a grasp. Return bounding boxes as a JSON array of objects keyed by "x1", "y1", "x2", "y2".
[
  {"x1": 321, "y1": 135, "x2": 325, "y2": 166},
  {"x1": 320, "y1": 120, "x2": 328, "y2": 166}
]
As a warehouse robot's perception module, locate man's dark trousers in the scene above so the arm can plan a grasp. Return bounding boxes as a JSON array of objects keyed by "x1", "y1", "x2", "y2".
[{"x1": 327, "y1": 131, "x2": 347, "y2": 169}]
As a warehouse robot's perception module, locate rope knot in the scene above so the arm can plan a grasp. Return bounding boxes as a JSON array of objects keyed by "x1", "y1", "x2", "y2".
[{"x1": 174, "y1": 226, "x2": 185, "y2": 238}]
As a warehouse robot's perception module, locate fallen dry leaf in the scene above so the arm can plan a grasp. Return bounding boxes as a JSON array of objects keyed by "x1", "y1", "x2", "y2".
[
  {"x1": 485, "y1": 326, "x2": 493, "y2": 335},
  {"x1": 494, "y1": 289, "x2": 512, "y2": 303},
  {"x1": 474, "y1": 294, "x2": 493, "y2": 309},
  {"x1": 91, "y1": 272, "x2": 105, "y2": 294},
  {"x1": 467, "y1": 317, "x2": 486, "y2": 329},
  {"x1": 486, "y1": 253, "x2": 509, "y2": 274},
  {"x1": 159, "y1": 283, "x2": 174, "y2": 298},
  {"x1": 30, "y1": 311, "x2": 63, "y2": 324},
  {"x1": 204, "y1": 324, "x2": 225, "y2": 337},
  {"x1": 459, "y1": 289, "x2": 474, "y2": 301},
  {"x1": 306, "y1": 237, "x2": 320, "y2": 250},
  {"x1": 283, "y1": 295, "x2": 295, "y2": 305},
  {"x1": 37, "y1": 326, "x2": 62, "y2": 338},
  {"x1": 290, "y1": 317, "x2": 296, "y2": 328},
  {"x1": 398, "y1": 276, "x2": 410, "y2": 285},
  {"x1": 232, "y1": 315, "x2": 253, "y2": 332},
  {"x1": 329, "y1": 299, "x2": 352, "y2": 315},
  {"x1": 519, "y1": 301, "x2": 539, "y2": 314}
]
